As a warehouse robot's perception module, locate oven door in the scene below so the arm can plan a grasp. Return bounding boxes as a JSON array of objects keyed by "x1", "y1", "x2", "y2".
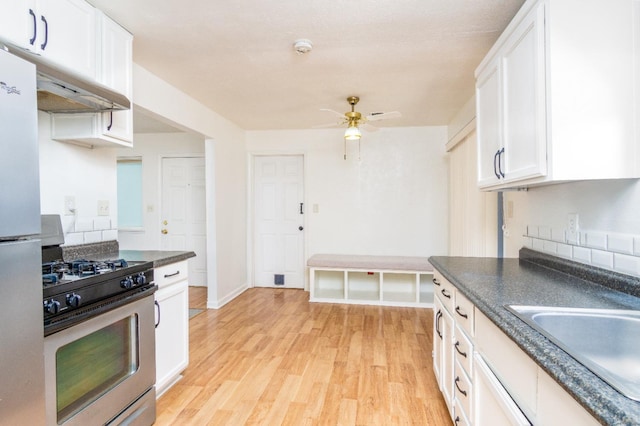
[{"x1": 44, "y1": 294, "x2": 156, "y2": 426}]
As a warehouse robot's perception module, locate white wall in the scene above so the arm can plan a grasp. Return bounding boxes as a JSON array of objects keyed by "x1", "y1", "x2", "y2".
[
  {"x1": 131, "y1": 64, "x2": 247, "y2": 308},
  {"x1": 38, "y1": 111, "x2": 120, "y2": 245},
  {"x1": 116, "y1": 132, "x2": 205, "y2": 250},
  {"x1": 246, "y1": 126, "x2": 449, "y2": 269}
]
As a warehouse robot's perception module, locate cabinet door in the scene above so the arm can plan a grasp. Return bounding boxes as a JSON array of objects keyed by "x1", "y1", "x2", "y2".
[
  {"x1": 473, "y1": 354, "x2": 531, "y2": 425},
  {"x1": 476, "y1": 58, "x2": 502, "y2": 187},
  {"x1": 36, "y1": 0, "x2": 96, "y2": 79},
  {"x1": 155, "y1": 280, "x2": 189, "y2": 395},
  {"x1": 441, "y1": 305, "x2": 454, "y2": 417},
  {"x1": 99, "y1": 14, "x2": 133, "y2": 142},
  {"x1": 0, "y1": 1, "x2": 36, "y2": 49},
  {"x1": 433, "y1": 298, "x2": 444, "y2": 387},
  {"x1": 501, "y1": 2, "x2": 546, "y2": 183}
]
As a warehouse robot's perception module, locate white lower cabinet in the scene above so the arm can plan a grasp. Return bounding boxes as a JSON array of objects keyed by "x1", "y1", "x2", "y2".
[
  {"x1": 473, "y1": 354, "x2": 531, "y2": 425},
  {"x1": 154, "y1": 261, "x2": 190, "y2": 396},
  {"x1": 432, "y1": 271, "x2": 598, "y2": 425}
]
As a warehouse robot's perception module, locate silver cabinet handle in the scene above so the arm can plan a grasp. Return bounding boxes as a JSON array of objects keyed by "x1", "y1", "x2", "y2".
[{"x1": 164, "y1": 270, "x2": 180, "y2": 278}]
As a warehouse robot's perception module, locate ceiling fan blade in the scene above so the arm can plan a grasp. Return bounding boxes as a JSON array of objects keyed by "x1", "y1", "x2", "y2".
[
  {"x1": 312, "y1": 120, "x2": 346, "y2": 129},
  {"x1": 365, "y1": 111, "x2": 402, "y2": 122},
  {"x1": 320, "y1": 108, "x2": 346, "y2": 119}
]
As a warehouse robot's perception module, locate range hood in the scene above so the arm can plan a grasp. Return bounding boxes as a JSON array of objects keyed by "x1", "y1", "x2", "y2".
[{"x1": 5, "y1": 45, "x2": 130, "y2": 113}]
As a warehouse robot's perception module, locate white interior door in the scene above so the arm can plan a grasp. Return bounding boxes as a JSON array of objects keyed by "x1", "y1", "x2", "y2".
[
  {"x1": 161, "y1": 157, "x2": 207, "y2": 286},
  {"x1": 253, "y1": 155, "x2": 304, "y2": 288}
]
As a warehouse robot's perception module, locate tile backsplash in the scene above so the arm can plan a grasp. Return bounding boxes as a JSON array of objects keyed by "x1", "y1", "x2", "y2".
[
  {"x1": 61, "y1": 215, "x2": 118, "y2": 246},
  {"x1": 524, "y1": 226, "x2": 640, "y2": 278}
]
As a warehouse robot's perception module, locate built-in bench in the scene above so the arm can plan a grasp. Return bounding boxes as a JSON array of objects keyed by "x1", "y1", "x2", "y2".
[{"x1": 307, "y1": 254, "x2": 434, "y2": 307}]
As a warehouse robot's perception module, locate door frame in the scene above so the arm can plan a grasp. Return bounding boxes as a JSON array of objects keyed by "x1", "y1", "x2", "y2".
[{"x1": 247, "y1": 152, "x2": 308, "y2": 290}]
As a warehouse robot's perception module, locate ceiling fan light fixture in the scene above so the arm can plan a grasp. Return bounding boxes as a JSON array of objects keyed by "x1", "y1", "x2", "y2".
[{"x1": 344, "y1": 123, "x2": 361, "y2": 140}]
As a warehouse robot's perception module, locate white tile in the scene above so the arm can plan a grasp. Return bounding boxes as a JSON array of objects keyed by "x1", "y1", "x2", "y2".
[
  {"x1": 614, "y1": 253, "x2": 640, "y2": 277},
  {"x1": 591, "y1": 249, "x2": 614, "y2": 270},
  {"x1": 523, "y1": 237, "x2": 533, "y2": 248},
  {"x1": 102, "y1": 229, "x2": 118, "y2": 241},
  {"x1": 61, "y1": 215, "x2": 75, "y2": 233},
  {"x1": 556, "y1": 243, "x2": 573, "y2": 259},
  {"x1": 527, "y1": 225, "x2": 538, "y2": 238},
  {"x1": 635, "y1": 237, "x2": 640, "y2": 256},
  {"x1": 551, "y1": 228, "x2": 565, "y2": 243},
  {"x1": 84, "y1": 231, "x2": 102, "y2": 243},
  {"x1": 93, "y1": 217, "x2": 111, "y2": 231},
  {"x1": 538, "y1": 226, "x2": 552, "y2": 240},
  {"x1": 63, "y1": 232, "x2": 84, "y2": 246},
  {"x1": 573, "y1": 246, "x2": 591, "y2": 264},
  {"x1": 543, "y1": 240, "x2": 558, "y2": 254},
  {"x1": 583, "y1": 231, "x2": 607, "y2": 250},
  {"x1": 607, "y1": 233, "x2": 634, "y2": 255},
  {"x1": 566, "y1": 229, "x2": 580, "y2": 245},
  {"x1": 532, "y1": 238, "x2": 545, "y2": 252},
  {"x1": 75, "y1": 218, "x2": 94, "y2": 232}
]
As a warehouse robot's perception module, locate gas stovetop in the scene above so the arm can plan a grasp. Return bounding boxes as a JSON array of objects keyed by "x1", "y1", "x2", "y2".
[
  {"x1": 42, "y1": 257, "x2": 155, "y2": 334},
  {"x1": 43, "y1": 258, "x2": 133, "y2": 286}
]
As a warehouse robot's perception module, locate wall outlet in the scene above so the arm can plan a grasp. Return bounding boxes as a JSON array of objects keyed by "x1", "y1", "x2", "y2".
[
  {"x1": 64, "y1": 196, "x2": 76, "y2": 216},
  {"x1": 567, "y1": 213, "x2": 579, "y2": 244},
  {"x1": 98, "y1": 200, "x2": 110, "y2": 216}
]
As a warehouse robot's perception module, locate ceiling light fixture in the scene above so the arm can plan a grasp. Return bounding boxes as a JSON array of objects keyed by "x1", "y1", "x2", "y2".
[
  {"x1": 344, "y1": 122, "x2": 361, "y2": 141},
  {"x1": 293, "y1": 39, "x2": 313, "y2": 55}
]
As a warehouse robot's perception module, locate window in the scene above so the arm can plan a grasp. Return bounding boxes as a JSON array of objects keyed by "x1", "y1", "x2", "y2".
[{"x1": 116, "y1": 158, "x2": 143, "y2": 229}]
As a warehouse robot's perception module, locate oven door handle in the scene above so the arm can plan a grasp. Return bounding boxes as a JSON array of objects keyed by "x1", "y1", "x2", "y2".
[{"x1": 154, "y1": 300, "x2": 160, "y2": 328}]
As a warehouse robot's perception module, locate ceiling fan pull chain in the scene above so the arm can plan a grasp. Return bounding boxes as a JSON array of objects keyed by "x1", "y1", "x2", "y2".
[{"x1": 344, "y1": 138, "x2": 347, "y2": 160}]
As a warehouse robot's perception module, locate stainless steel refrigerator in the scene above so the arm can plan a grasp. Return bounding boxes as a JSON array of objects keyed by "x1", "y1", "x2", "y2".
[{"x1": 0, "y1": 47, "x2": 45, "y2": 423}]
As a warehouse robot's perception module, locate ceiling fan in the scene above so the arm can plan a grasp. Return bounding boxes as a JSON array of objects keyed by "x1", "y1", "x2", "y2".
[{"x1": 314, "y1": 96, "x2": 402, "y2": 159}]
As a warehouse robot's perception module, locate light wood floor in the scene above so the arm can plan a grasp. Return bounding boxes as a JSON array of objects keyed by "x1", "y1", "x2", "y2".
[{"x1": 156, "y1": 287, "x2": 450, "y2": 425}]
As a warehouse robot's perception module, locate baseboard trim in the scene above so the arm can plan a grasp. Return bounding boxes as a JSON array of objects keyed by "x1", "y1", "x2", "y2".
[{"x1": 207, "y1": 284, "x2": 249, "y2": 309}]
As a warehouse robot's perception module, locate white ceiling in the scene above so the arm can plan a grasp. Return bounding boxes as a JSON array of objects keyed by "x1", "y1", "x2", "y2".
[{"x1": 88, "y1": 0, "x2": 524, "y2": 132}]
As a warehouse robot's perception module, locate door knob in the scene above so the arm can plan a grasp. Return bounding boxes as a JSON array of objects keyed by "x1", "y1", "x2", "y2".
[
  {"x1": 298, "y1": 226, "x2": 304, "y2": 231},
  {"x1": 161, "y1": 229, "x2": 168, "y2": 234},
  {"x1": 162, "y1": 220, "x2": 168, "y2": 225}
]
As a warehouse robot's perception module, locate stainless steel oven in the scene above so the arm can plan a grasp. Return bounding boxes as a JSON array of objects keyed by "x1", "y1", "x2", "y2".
[{"x1": 44, "y1": 292, "x2": 156, "y2": 426}]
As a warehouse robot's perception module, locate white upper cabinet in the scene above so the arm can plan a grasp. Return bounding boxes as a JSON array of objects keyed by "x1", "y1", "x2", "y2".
[
  {"x1": 477, "y1": 3, "x2": 546, "y2": 188},
  {"x1": 0, "y1": 1, "x2": 34, "y2": 49},
  {"x1": 476, "y1": 0, "x2": 640, "y2": 190},
  {"x1": 50, "y1": 11, "x2": 134, "y2": 147},
  {"x1": 0, "y1": 0, "x2": 97, "y2": 80},
  {"x1": 36, "y1": 0, "x2": 97, "y2": 79},
  {"x1": 97, "y1": 12, "x2": 133, "y2": 144}
]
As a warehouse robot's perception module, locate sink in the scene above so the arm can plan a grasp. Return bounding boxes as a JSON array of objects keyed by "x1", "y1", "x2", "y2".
[{"x1": 506, "y1": 305, "x2": 640, "y2": 401}]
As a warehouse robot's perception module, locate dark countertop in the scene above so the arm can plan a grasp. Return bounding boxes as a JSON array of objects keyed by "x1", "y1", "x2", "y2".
[
  {"x1": 428, "y1": 249, "x2": 640, "y2": 426},
  {"x1": 61, "y1": 241, "x2": 196, "y2": 269},
  {"x1": 118, "y1": 250, "x2": 196, "y2": 268}
]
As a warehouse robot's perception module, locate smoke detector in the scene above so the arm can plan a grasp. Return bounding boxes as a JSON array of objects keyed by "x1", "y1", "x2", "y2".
[{"x1": 293, "y1": 39, "x2": 313, "y2": 55}]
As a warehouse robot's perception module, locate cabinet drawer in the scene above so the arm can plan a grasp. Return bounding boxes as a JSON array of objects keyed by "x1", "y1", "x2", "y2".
[
  {"x1": 433, "y1": 271, "x2": 455, "y2": 313},
  {"x1": 454, "y1": 291, "x2": 475, "y2": 337},
  {"x1": 454, "y1": 324, "x2": 473, "y2": 378},
  {"x1": 155, "y1": 260, "x2": 189, "y2": 288},
  {"x1": 454, "y1": 361, "x2": 472, "y2": 419},
  {"x1": 454, "y1": 404, "x2": 471, "y2": 426}
]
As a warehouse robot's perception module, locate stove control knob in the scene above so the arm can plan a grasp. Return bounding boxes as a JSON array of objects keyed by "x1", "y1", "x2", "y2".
[
  {"x1": 44, "y1": 299, "x2": 61, "y2": 314},
  {"x1": 66, "y1": 293, "x2": 81, "y2": 308},
  {"x1": 134, "y1": 273, "x2": 146, "y2": 286},
  {"x1": 121, "y1": 276, "x2": 134, "y2": 289}
]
